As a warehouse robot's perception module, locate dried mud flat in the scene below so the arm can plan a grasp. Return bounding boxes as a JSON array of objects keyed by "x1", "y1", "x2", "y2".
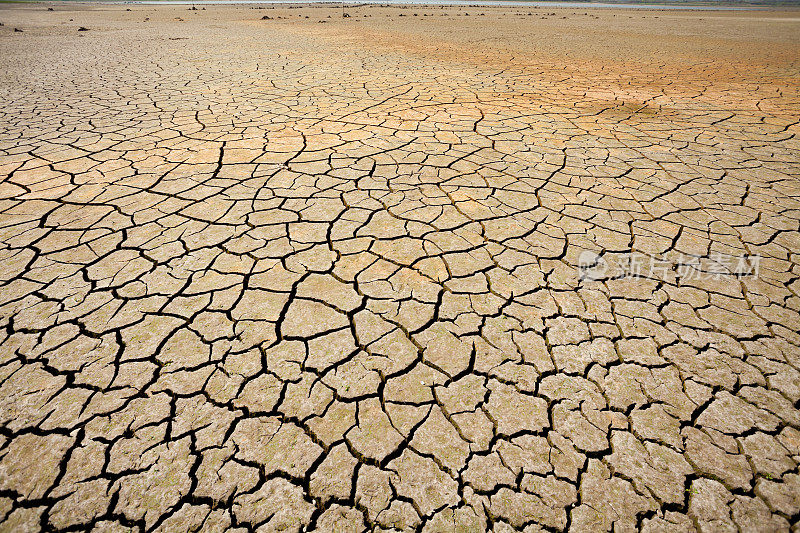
[{"x1": 0, "y1": 3, "x2": 800, "y2": 531}]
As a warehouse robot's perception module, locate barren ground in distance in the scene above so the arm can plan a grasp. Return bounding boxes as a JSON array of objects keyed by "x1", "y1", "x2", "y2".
[{"x1": 0, "y1": 3, "x2": 799, "y2": 532}]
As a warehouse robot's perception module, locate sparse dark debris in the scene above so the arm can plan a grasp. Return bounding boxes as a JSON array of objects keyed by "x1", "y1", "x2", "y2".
[{"x1": 78, "y1": 26, "x2": 89, "y2": 31}]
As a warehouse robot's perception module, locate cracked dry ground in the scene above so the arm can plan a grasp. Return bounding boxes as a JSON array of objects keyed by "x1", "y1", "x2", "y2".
[{"x1": 1, "y1": 5, "x2": 800, "y2": 533}]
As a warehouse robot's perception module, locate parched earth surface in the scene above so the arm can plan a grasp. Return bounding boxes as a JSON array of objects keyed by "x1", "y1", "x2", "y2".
[{"x1": 0, "y1": 4, "x2": 799, "y2": 532}]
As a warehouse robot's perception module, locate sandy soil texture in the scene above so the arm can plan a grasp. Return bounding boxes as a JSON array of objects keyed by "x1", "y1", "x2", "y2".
[{"x1": 0, "y1": 2, "x2": 799, "y2": 531}]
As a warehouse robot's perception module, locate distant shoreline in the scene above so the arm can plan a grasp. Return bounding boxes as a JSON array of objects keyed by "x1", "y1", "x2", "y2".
[{"x1": 9, "y1": 0, "x2": 799, "y2": 9}]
